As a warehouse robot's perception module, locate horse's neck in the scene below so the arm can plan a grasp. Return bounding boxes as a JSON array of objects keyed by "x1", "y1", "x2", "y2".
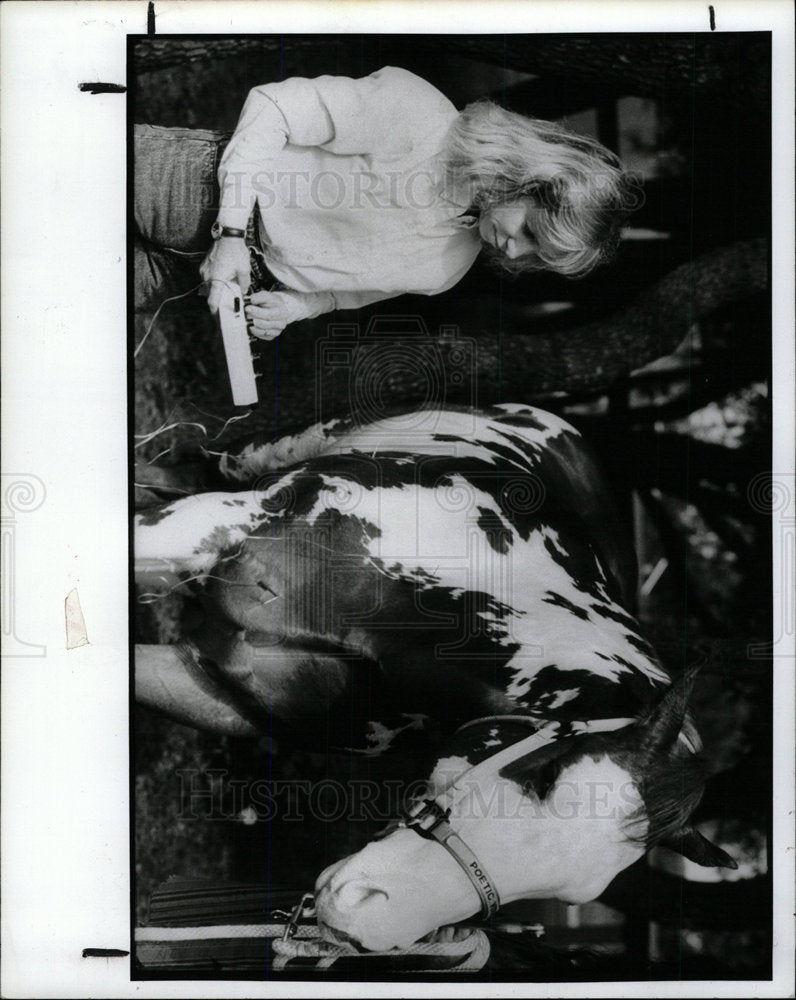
[
  {"x1": 471, "y1": 524, "x2": 670, "y2": 718},
  {"x1": 518, "y1": 595, "x2": 668, "y2": 684}
]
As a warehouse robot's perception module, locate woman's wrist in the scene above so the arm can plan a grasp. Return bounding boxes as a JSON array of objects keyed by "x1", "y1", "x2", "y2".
[
  {"x1": 212, "y1": 221, "x2": 247, "y2": 241},
  {"x1": 291, "y1": 291, "x2": 336, "y2": 320},
  {"x1": 215, "y1": 190, "x2": 254, "y2": 234}
]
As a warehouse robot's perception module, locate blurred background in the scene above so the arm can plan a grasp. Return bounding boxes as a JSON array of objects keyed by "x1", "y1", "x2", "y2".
[{"x1": 132, "y1": 34, "x2": 772, "y2": 980}]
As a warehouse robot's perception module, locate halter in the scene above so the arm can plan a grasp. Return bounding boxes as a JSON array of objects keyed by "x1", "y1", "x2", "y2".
[{"x1": 396, "y1": 715, "x2": 636, "y2": 920}]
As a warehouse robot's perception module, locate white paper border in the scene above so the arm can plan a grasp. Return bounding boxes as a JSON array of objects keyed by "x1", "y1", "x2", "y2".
[{"x1": 1, "y1": 2, "x2": 793, "y2": 997}]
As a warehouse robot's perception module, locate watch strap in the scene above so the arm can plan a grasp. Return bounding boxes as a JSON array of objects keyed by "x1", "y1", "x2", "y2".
[{"x1": 212, "y1": 222, "x2": 246, "y2": 240}]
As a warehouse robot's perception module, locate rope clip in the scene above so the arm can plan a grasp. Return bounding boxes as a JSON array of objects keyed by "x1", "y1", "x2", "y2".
[{"x1": 281, "y1": 892, "x2": 316, "y2": 941}]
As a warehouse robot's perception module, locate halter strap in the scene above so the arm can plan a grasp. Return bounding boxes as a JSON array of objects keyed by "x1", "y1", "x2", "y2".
[
  {"x1": 402, "y1": 799, "x2": 501, "y2": 918},
  {"x1": 399, "y1": 721, "x2": 560, "y2": 919}
]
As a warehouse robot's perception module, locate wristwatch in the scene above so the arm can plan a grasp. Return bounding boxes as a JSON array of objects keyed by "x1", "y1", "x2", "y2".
[{"x1": 211, "y1": 222, "x2": 246, "y2": 240}]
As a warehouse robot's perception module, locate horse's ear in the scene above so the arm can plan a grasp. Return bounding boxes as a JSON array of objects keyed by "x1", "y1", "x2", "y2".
[
  {"x1": 638, "y1": 667, "x2": 701, "y2": 757},
  {"x1": 658, "y1": 825, "x2": 738, "y2": 869}
]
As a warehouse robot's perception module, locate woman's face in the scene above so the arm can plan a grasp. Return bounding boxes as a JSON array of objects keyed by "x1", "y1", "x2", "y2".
[{"x1": 478, "y1": 197, "x2": 544, "y2": 260}]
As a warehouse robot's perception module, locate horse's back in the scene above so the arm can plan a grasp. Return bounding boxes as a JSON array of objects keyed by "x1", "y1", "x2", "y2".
[{"x1": 313, "y1": 405, "x2": 637, "y2": 609}]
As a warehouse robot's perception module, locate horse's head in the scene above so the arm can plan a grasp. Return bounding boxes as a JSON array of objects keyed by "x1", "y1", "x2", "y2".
[{"x1": 315, "y1": 670, "x2": 736, "y2": 951}]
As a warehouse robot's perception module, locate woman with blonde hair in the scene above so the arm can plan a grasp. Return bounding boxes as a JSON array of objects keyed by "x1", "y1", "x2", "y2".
[{"x1": 135, "y1": 66, "x2": 638, "y2": 338}]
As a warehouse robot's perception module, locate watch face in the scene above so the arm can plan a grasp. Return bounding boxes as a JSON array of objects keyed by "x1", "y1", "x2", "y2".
[{"x1": 211, "y1": 221, "x2": 222, "y2": 240}]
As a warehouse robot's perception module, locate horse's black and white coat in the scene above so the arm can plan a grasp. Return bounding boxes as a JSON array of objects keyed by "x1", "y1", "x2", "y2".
[
  {"x1": 137, "y1": 405, "x2": 666, "y2": 739},
  {"x1": 135, "y1": 404, "x2": 732, "y2": 951}
]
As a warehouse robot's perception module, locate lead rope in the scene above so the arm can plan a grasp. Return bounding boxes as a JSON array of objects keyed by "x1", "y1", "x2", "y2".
[{"x1": 135, "y1": 893, "x2": 492, "y2": 973}]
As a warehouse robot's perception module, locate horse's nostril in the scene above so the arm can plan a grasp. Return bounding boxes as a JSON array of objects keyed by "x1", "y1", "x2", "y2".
[{"x1": 320, "y1": 923, "x2": 369, "y2": 952}]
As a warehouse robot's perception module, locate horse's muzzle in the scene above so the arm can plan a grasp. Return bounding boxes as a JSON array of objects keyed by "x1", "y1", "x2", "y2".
[
  {"x1": 316, "y1": 920, "x2": 370, "y2": 953},
  {"x1": 314, "y1": 870, "x2": 401, "y2": 952}
]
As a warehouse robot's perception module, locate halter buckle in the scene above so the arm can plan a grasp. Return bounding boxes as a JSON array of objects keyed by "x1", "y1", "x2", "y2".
[{"x1": 403, "y1": 798, "x2": 451, "y2": 837}]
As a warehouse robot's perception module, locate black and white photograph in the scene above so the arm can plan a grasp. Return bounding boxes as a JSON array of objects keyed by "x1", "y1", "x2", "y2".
[
  {"x1": 130, "y1": 25, "x2": 778, "y2": 983},
  {"x1": 2, "y1": 2, "x2": 794, "y2": 997}
]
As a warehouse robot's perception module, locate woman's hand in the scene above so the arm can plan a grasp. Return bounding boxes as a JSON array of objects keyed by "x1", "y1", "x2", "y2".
[
  {"x1": 244, "y1": 290, "x2": 307, "y2": 340},
  {"x1": 200, "y1": 238, "x2": 252, "y2": 314}
]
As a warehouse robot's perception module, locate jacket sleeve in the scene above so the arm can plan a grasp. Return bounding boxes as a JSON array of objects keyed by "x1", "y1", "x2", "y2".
[
  {"x1": 217, "y1": 67, "x2": 455, "y2": 230},
  {"x1": 299, "y1": 277, "x2": 464, "y2": 320}
]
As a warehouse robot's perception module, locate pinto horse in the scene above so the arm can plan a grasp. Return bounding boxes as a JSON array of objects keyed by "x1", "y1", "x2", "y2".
[{"x1": 135, "y1": 403, "x2": 734, "y2": 952}]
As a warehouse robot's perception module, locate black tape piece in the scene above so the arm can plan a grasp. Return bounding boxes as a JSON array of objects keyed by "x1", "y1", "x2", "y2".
[{"x1": 79, "y1": 83, "x2": 127, "y2": 94}]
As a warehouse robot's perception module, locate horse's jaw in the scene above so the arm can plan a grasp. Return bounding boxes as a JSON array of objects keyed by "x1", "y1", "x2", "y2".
[
  {"x1": 533, "y1": 754, "x2": 648, "y2": 903},
  {"x1": 315, "y1": 755, "x2": 647, "y2": 952}
]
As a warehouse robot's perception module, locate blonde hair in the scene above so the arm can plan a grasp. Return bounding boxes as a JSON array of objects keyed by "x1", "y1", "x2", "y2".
[{"x1": 445, "y1": 100, "x2": 639, "y2": 278}]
